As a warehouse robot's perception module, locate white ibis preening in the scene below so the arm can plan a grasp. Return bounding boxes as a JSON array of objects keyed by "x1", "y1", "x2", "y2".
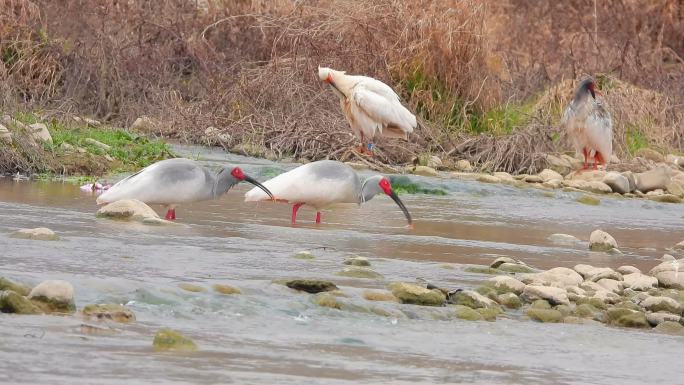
[
  {"x1": 318, "y1": 67, "x2": 417, "y2": 155},
  {"x1": 244, "y1": 160, "x2": 412, "y2": 225},
  {"x1": 561, "y1": 77, "x2": 613, "y2": 170},
  {"x1": 96, "y1": 158, "x2": 273, "y2": 220}
]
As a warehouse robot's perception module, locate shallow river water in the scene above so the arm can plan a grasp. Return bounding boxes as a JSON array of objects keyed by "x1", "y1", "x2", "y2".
[{"x1": 1, "y1": 146, "x2": 683, "y2": 385}]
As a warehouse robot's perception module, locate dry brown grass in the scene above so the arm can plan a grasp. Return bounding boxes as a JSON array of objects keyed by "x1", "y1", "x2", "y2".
[{"x1": 1, "y1": 0, "x2": 682, "y2": 174}]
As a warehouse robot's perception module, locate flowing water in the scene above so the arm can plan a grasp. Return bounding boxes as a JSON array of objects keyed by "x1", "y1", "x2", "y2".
[{"x1": 1, "y1": 145, "x2": 683, "y2": 385}]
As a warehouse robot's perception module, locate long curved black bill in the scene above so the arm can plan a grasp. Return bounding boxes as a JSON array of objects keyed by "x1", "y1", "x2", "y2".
[
  {"x1": 244, "y1": 175, "x2": 274, "y2": 200},
  {"x1": 388, "y1": 190, "x2": 412, "y2": 225}
]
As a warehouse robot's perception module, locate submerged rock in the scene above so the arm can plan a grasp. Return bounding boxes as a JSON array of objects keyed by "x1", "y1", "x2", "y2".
[
  {"x1": 97, "y1": 199, "x2": 159, "y2": 221},
  {"x1": 10, "y1": 228, "x2": 59, "y2": 241},
  {"x1": 453, "y1": 305, "x2": 484, "y2": 321},
  {"x1": 573, "y1": 303, "x2": 600, "y2": 319},
  {"x1": 153, "y1": 328, "x2": 197, "y2": 352},
  {"x1": 604, "y1": 308, "x2": 650, "y2": 328},
  {"x1": 526, "y1": 308, "x2": 563, "y2": 323},
  {"x1": 389, "y1": 282, "x2": 445, "y2": 307},
  {"x1": 476, "y1": 307, "x2": 501, "y2": 321},
  {"x1": 213, "y1": 284, "x2": 241, "y2": 295},
  {"x1": 648, "y1": 194, "x2": 682, "y2": 203},
  {"x1": 178, "y1": 283, "x2": 206, "y2": 293},
  {"x1": 497, "y1": 263, "x2": 536, "y2": 273},
  {"x1": 313, "y1": 293, "x2": 342, "y2": 309},
  {"x1": 0, "y1": 290, "x2": 43, "y2": 314},
  {"x1": 576, "y1": 194, "x2": 600, "y2": 205},
  {"x1": 336, "y1": 267, "x2": 383, "y2": 280},
  {"x1": 548, "y1": 233, "x2": 581, "y2": 245},
  {"x1": 646, "y1": 312, "x2": 681, "y2": 327},
  {"x1": 28, "y1": 280, "x2": 75, "y2": 313},
  {"x1": 0, "y1": 277, "x2": 31, "y2": 296},
  {"x1": 362, "y1": 290, "x2": 398, "y2": 302},
  {"x1": 589, "y1": 230, "x2": 618, "y2": 252},
  {"x1": 285, "y1": 279, "x2": 338, "y2": 294},
  {"x1": 291, "y1": 251, "x2": 315, "y2": 260},
  {"x1": 343, "y1": 256, "x2": 370, "y2": 266},
  {"x1": 489, "y1": 256, "x2": 517, "y2": 268},
  {"x1": 464, "y1": 266, "x2": 501, "y2": 275},
  {"x1": 82, "y1": 304, "x2": 135, "y2": 323}
]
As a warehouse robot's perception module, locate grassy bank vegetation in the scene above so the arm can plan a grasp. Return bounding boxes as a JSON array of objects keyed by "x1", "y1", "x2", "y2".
[{"x1": 1, "y1": 0, "x2": 682, "y2": 175}]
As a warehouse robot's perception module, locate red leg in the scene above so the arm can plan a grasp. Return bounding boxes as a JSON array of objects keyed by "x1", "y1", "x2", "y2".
[
  {"x1": 291, "y1": 203, "x2": 304, "y2": 225},
  {"x1": 315, "y1": 211, "x2": 321, "y2": 224},
  {"x1": 595, "y1": 152, "x2": 606, "y2": 168},
  {"x1": 171, "y1": 209, "x2": 176, "y2": 220},
  {"x1": 165, "y1": 208, "x2": 175, "y2": 220},
  {"x1": 581, "y1": 148, "x2": 589, "y2": 170}
]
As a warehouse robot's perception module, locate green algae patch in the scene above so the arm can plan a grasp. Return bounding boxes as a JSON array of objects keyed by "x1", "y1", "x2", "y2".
[{"x1": 153, "y1": 328, "x2": 198, "y2": 352}]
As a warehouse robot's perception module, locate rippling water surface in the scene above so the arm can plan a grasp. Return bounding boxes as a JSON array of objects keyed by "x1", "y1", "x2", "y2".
[{"x1": 1, "y1": 146, "x2": 683, "y2": 384}]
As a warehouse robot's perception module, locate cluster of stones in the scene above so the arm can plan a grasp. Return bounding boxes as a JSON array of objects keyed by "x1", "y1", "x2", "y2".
[
  {"x1": 284, "y1": 248, "x2": 684, "y2": 335},
  {"x1": 372, "y1": 150, "x2": 684, "y2": 204}
]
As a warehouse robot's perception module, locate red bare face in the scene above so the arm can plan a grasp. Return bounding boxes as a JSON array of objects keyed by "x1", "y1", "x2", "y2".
[
  {"x1": 231, "y1": 167, "x2": 245, "y2": 181},
  {"x1": 378, "y1": 177, "x2": 392, "y2": 195},
  {"x1": 325, "y1": 73, "x2": 333, "y2": 83}
]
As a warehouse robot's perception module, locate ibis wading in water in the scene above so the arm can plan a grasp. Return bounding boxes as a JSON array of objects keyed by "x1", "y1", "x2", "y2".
[
  {"x1": 561, "y1": 77, "x2": 613, "y2": 170},
  {"x1": 96, "y1": 158, "x2": 274, "y2": 220},
  {"x1": 244, "y1": 160, "x2": 412, "y2": 226},
  {"x1": 318, "y1": 67, "x2": 417, "y2": 155}
]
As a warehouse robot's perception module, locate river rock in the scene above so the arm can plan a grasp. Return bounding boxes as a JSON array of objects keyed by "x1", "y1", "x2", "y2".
[
  {"x1": 596, "y1": 279, "x2": 623, "y2": 294},
  {"x1": 497, "y1": 263, "x2": 536, "y2": 273},
  {"x1": 454, "y1": 159, "x2": 473, "y2": 172},
  {"x1": 476, "y1": 307, "x2": 501, "y2": 321},
  {"x1": 573, "y1": 303, "x2": 600, "y2": 318},
  {"x1": 292, "y1": 251, "x2": 315, "y2": 260},
  {"x1": 0, "y1": 124, "x2": 11, "y2": 144},
  {"x1": 635, "y1": 148, "x2": 664, "y2": 163},
  {"x1": 452, "y1": 305, "x2": 483, "y2": 321},
  {"x1": 487, "y1": 276, "x2": 525, "y2": 295},
  {"x1": 530, "y1": 299, "x2": 551, "y2": 309},
  {"x1": 646, "y1": 312, "x2": 681, "y2": 326},
  {"x1": 640, "y1": 296, "x2": 683, "y2": 315},
  {"x1": 543, "y1": 154, "x2": 573, "y2": 175},
  {"x1": 622, "y1": 273, "x2": 658, "y2": 291},
  {"x1": 635, "y1": 167, "x2": 671, "y2": 192},
  {"x1": 412, "y1": 166, "x2": 438, "y2": 177},
  {"x1": 548, "y1": 233, "x2": 581, "y2": 245},
  {"x1": 489, "y1": 256, "x2": 517, "y2": 268},
  {"x1": 426, "y1": 155, "x2": 443, "y2": 169},
  {"x1": 621, "y1": 171, "x2": 637, "y2": 192},
  {"x1": 674, "y1": 241, "x2": 684, "y2": 252},
  {"x1": 28, "y1": 123, "x2": 52, "y2": 143},
  {"x1": 617, "y1": 266, "x2": 641, "y2": 275},
  {"x1": 497, "y1": 293, "x2": 522, "y2": 309},
  {"x1": 602, "y1": 172, "x2": 631, "y2": 194},
  {"x1": 84, "y1": 138, "x2": 111, "y2": 151},
  {"x1": 0, "y1": 290, "x2": 43, "y2": 314},
  {"x1": 10, "y1": 227, "x2": 59, "y2": 241},
  {"x1": 343, "y1": 256, "x2": 370, "y2": 266},
  {"x1": 648, "y1": 193, "x2": 682, "y2": 203},
  {"x1": 567, "y1": 170, "x2": 606, "y2": 182},
  {"x1": 130, "y1": 116, "x2": 158, "y2": 133},
  {"x1": 573, "y1": 264, "x2": 595, "y2": 278},
  {"x1": 213, "y1": 284, "x2": 241, "y2": 295},
  {"x1": 566, "y1": 286, "x2": 587, "y2": 297},
  {"x1": 605, "y1": 308, "x2": 650, "y2": 328},
  {"x1": 313, "y1": 293, "x2": 342, "y2": 309},
  {"x1": 493, "y1": 172, "x2": 514, "y2": 181},
  {"x1": 666, "y1": 154, "x2": 684, "y2": 168},
  {"x1": 97, "y1": 199, "x2": 159, "y2": 221},
  {"x1": 336, "y1": 267, "x2": 383, "y2": 280},
  {"x1": 666, "y1": 181, "x2": 684, "y2": 197},
  {"x1": 28, "y1": 280, "x2": 75, "y2": 313},
  {"x1": 587, "y1": 267, "x2": 623, "y2": 282},
  {"x1": 362, "y1": 290, "x2": 398, "y2": 302},
  {"x1": 649, "y1": 258, "x2": 684, "y2": 289},
  {"x1": 591, "y1": 290, "x2": 621, "y2": 305},
  {"x1": 476, "y1": 174, "x2": 501, "y2": 184},
  {"x1": 153, "y1": 328, "x2": 197, "y2": 352},
  {"x1": 450, "y1": 290, "x2": 497, "y2": 309},
  {"x1": 522, "y1": 285, "x2": 569, "y2": 305},
  {"x1": 389, "y1": 283, "x2": 445, "y2": 306},
  {"x1": 654, "y1": 321, "x2": 684, "y2": 335},
  {"x1": 285, "y1": 279, "x2": 337, "y2": 293},
  {"x1": 82, "y1": 304, "x2": 135, "y2": 323},
  {"x1": 0, "y1": 277, "x2": 31, "y2": 296},
  {"x1": 520, "y1": 268, "x2": 582, "y2": 289},
  {"x1": 526, "y1": 308, "x2": 563, "y2": 323},
  {"x1": 538, "y1": 169, "x2": 563, "y2": 183},
  {"x1": 589, "y1": 230, "x2": 618, "y2": 252},
  {"x1": 523, "y1": 175, "x2": 543, "y2": 183}
]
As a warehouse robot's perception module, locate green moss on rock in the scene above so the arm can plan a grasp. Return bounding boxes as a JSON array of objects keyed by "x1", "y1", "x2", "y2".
[
  {"x1": 0, "y1": 277, "x2": 31, "y2": 296},
  {"x1": 530, "y1": 299, "x2": 552, "y2": 309},
  {"x1": 178, "y1": 283, "x2": 206, "y2": 293},
  {"x1": 464, "y1": 266, "x2": 501, "y2": 275},
  {"x1": 453, "y1": 305, "x2": 484, "y2": 321},
  {"x1": 576, "y1": 194, "x2": 600, "y2": 205},
  {"x1": 343, "y1": 256, "x2": 370, "y2": 266},
  {"x1": 285, "y1": 279, "x2": 338, "y2": 293},
  {"x1": 389, "y1": 282, "x2": 445, "y2": 306},
  {"x1": 292, "y1": 251, "x2": 315, "y2": 260},
  {"x1": 477, "y1": 307, "x2": 502, "y2": 321},
  {"x1": 527, "y1": 308, "x2": 563, "y2": 323},
  {"x1": 313, "y1": 293, "x2": 342, "y2": 309},
  {"x1": 336, "y1": 267, "x2": 384, "y2": 280},
  {"x1": 573, "y1": 303, "x2": 599, "y2": 318},
  {"x1": 498, "y1": 293, "x2": 522, "y2": 309},
  {"x1": 0, "y1": 290, "x2": 43, "y2": 314}
]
